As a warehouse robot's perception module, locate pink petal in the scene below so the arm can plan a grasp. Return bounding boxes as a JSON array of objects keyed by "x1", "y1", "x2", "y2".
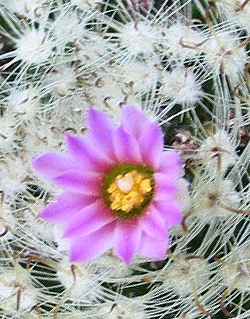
[
  {"x1": 32, "y1": 153, "x2": 77, "y2": 180},
  {"x1": 154, "y1": 188, "x2": 177, "y2": 202},
  {"x1": 154, "y1": 173, "x2": 178, "y2": 201},
  {"x1": 63, "y1": 200, "x2": 115, "y2": 238},
  {"x1": 154, "y1": 201, "x2": 183, "y2": 228},
  {"x1": 113, "y1": 127, "x2": 142, "y2": 163},
  {"x1": 70, "y1": 222, "x2": 115, "y2": 263},
  {"x1": 114, "y1": 219, "x2": 141, "y2": 264},
  {"x1": 138, "y1": 123, "x2": 164, "y2": 168},
  {"x1": 155, "y1": 172, "x2": 179, "y2": 185},
  {"x1": 122, "y1": 106, "x2": 152, "y2": 140},
  {"x1": 65, "y1": 133, "x2": 112, "y2": 172},
  {"x1": 53, "y1": 171, "x2": 101, "y2": 195},
  {"x1": 139, "y1": 233, "x2": 169, "y2": 260},
  {"x1": 158, "y1": 151, "x2": 183, "y2": 177},
  {"x1": 87, "y1": 108, "x2": 115, "y2": 161},
  {"x1": 40, "y1": 193, "x2": 96, "y2": 223},
  {"x1": 141, "y1": 207, "x2": 167, "y2": 239}
]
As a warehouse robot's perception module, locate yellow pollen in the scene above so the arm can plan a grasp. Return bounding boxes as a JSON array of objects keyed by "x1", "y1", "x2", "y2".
[{"x1": 107, "y1": 170, "x2": 152, "y2": 213}]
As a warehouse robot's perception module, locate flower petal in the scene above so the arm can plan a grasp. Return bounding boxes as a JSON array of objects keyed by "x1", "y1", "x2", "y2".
[
  {"x1": 53, "y1": 171, "x2": 101, "y2": 195},
  {"x1": 113, "y1": 127, "x2": 142, "y2": 163},
  {"x1": 65, "y1": 133, "x2": 112, "y2": 172},
  {"x1": 138, "y1": 123, "x2": 164, "y2": 168},
  {"x1": 158, "y1": 151, "x2": 183, "y2": 177},
  {"x1": 32, "y1": 153, "x2": 77, "y2": 180},
  {"x1": 154, "y1": 173, "x2": 178, "y2": 201},
  {"x1": 63, "y1": 200, "x2": 115, "y2": 238},
  {"x1": 40, "y1": 193, "x2": 96, "y2": 223},
  {"x1": 154, "y1": 201, "x2": 183, "y2": 228},
  {"x1": 139, "y1": 233, "x2": 169, "y2": 260},
  {"x1": 155, "y1": 172, "x2": 179, "y2": 186},
  {"x1": 70, "y1": 222, "x2": 115, "y2": 263},
  {"x1": 87, "y1": 108, "x2": 115, "y2": 160},
  {"x1": 114, "y1": 219, "x2": 141, "y2": 264},
  {"x1": 122, "y1": 105, "x2": 152, "y2": 140},
  {"x1": 141, "y1": 207, "x2": 167, "y2": 239}
]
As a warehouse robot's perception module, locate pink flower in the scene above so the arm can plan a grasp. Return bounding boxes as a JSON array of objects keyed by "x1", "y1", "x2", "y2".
[{"x1": 33, "y1": 106, "x2": 183, "y2": 264}]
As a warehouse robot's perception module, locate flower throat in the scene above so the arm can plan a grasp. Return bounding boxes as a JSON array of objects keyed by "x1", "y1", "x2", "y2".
[{"x1": 102, "y1": 164, "x2": 154, "y2": 219}]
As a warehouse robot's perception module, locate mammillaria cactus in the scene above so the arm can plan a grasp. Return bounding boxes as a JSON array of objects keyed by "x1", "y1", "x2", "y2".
[{"x1": 0, "y1": 0, "x2": 249, "y2": 318}]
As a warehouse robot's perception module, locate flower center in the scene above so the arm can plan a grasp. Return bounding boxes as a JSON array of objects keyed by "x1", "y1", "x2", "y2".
[
  {"x1": 108, "y1": 170, "x2": 152, "y2": 212},
  {"x1": 102, "y1": 165, "x2": 154, "y2": 219}
]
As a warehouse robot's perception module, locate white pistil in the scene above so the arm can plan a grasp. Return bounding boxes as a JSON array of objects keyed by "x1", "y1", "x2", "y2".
[{"x1": 116, "y1": 174, "x2": 134, "y2": 194}]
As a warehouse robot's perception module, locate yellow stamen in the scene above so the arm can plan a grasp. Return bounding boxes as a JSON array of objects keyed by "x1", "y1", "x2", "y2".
[{"x1": 107, "y1": 170, "x2": 152, "y2": 213}]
